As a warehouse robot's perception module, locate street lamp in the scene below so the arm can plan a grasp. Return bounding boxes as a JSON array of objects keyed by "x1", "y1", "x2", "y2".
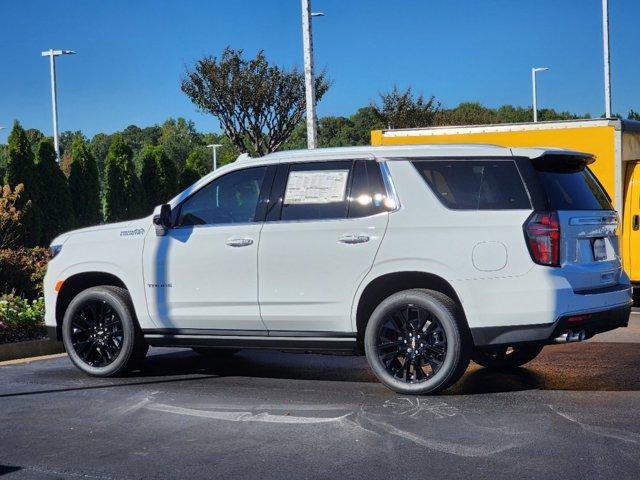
[
  {"x1": 41, "y1": 49, "x2": 76, "y2": 161},
  {"x1": 301, "y1": 0, "x2": 324, "y2": 149},
  {"x1": 602, "y1": 0, "x2": 612, "y2": 118},
  {"x1": 531, "y1": 67, "x2": 549, "y2": 123},
  {"x1": 207, "y1": 144, "x2": 222, "y2": 171}
]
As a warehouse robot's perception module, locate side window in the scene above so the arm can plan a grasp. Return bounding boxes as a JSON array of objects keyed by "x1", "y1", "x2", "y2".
[
  {"x1": 412, "y1": 160, "x2": 531, "y2": 210},
  {"x1": 176, "y1": 166, "x2": 267, "y2": 226},
  {"x1": 280, "y1": 161, "x2": 353, "y2": 221},
  {"x1": 347, "y1": 160, "x2": 394, "y2": 218}
]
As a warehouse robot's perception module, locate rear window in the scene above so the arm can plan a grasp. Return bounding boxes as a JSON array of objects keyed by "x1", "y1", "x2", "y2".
[
  {"x1": 412, "y1": 160, "x2": 531, "y2": 210},
  {"x1": 534, "y1": 160, "x2": 612, "y2": 211}
]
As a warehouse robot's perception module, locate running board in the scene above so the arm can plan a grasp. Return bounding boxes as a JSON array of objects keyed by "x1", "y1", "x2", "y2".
[{"x1": 143, "y1": 330, "x2": 358, "y2": 353}]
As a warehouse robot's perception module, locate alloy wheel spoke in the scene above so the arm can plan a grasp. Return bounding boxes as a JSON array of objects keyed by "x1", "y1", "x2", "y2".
[{"x1": 377, "y1": 303, "x2": 448, "y2": 384}]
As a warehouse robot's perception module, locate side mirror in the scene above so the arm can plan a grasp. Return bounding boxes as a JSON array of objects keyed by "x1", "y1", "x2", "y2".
[{"x1": 153, "y1": 204, "x2": 172, "y2": 236}]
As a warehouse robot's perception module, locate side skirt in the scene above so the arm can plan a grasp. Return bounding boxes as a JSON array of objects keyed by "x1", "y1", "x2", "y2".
[{"x1": 142, "y1": 329, "x2": 358, "y2": 353}]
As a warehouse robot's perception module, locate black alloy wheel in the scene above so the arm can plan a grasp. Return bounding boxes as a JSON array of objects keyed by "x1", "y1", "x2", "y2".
[
  {"x1": 62, "y1": 286, "x2": 148, "y2": 377},
  {"x1": 70, "y1": 299, "x2": 124, "y2": 367},
  {"x1": 376, "y1": 303, "x2": 447, "y2": 384}
]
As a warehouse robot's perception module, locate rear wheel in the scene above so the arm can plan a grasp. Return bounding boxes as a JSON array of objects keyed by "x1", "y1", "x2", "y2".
[
  {"x1": 364, "y1": 289, "x2": 471, "y2": 395},
  {"x1": 472, "y1": 344, "x2": 543, "y2": 369},
  {"x1": 62, "y1": 286, "x2": 148, "y2": 377}
]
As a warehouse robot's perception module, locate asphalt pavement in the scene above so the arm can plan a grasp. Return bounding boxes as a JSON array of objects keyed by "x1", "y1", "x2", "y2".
[{"x1": 1, "y1": 314, "x2": 639, "y2": 480}]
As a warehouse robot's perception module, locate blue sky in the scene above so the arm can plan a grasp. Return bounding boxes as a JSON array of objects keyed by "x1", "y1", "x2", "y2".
[{"x1": 1, "y1": 0, "x2": 638, "y2": 144}]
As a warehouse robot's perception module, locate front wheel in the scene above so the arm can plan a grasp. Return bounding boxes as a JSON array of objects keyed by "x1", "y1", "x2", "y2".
[
  {"x1": 364, "y1": 289, "x2": 471, "y2": 395},
  {"x1": 472, "y1": 344, "x2": 543, "y2": 369},
  {"x1": 62, "y1": 286, "x2": 148, "y2": 377}
]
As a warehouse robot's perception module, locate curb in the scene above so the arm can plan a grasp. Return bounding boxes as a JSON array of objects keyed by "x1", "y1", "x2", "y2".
[{"x1": 0, "y1": 339, "x2": 65, "y2": 362}]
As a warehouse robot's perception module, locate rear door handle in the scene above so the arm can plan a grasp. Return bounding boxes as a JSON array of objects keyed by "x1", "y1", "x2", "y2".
[
  {"x1": 226, "y1": 237, "x2": 254, "y2": 247},
  {"x1": 338, "y1": 234, "x2": 370, "y2": 245},
  {"x1": 633, "y1": 215, "x2": 639, "y2": 231}
]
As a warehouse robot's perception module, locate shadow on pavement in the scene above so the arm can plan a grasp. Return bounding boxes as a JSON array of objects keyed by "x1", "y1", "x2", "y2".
[{"x1": 4, "y1": 341, "x2": 639, "y2": 398}]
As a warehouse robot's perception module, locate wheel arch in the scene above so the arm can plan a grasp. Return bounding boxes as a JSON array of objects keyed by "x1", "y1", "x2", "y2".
[
  {"x1": 354, "y1": 271, "x2": 469, "y2": 344},
  {"x1": 53, "y1": 272, "x2": 128, "y2": 341}
]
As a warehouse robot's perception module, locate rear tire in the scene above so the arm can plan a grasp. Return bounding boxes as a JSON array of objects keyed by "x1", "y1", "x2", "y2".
[
  {"x1": 62, "y1": 286, "x2": 147, "y2": 377},
  {"x1": 472, "y1": 344, "x2": 543, "y2": 369},
  {"x1": 364, "y1": 289, "x2": 471, "y2": 395}
]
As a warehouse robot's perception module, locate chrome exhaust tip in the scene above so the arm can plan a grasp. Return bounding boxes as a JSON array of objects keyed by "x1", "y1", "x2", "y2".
[{"x1": 553, "y1": 329, "x2": 586, "y2": 343}]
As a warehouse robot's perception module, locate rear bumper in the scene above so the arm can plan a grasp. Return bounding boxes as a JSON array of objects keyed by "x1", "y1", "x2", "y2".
[{"x1": 471, "y1": 302, "x2": 632, "y2": 347}]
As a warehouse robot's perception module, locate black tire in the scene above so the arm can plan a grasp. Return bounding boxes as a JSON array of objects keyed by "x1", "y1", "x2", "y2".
[
  {"x1": 472, "y1": 344, "x2": 543, "y2": 369},
  {"x1": 364, "y1": 289, "x2": 471, "y2": 395},
  {"x1": 192, "y1": 347, "x2": 240, "y2": 358},
  {"x1": 62, "y1": 286, "x2": 148, "y2": 377}
]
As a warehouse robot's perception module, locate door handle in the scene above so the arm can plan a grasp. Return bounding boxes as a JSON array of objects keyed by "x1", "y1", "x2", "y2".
[
  {"x1": 226, "y1": 237, "x2": 254, "y2": 247},
  {"x1": 338, "y1": 234, "x2": 370, "y2": 245},
  {"x1": 633, "y1": 215, "x2": 639, "y2": 231}
]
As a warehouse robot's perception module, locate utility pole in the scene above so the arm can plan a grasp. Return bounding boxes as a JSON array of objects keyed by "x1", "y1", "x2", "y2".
[
  {"x1": 531, "y1": 67, "x2": 549, "y2": 122},
  {"x1": 207, "y1": 143, "x2": 222, "y2": 171},
  {"x1": 301, "y1": 0, "x2": 323, "y2": 149},
  {"x1": 41, "y1": 49, "x2": 76, "y2": 161},
  {"x1": 602, "y1": 0, "x2": 612, "y2": 118}
]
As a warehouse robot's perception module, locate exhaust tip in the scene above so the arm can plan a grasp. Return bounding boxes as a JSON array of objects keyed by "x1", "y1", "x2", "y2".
[{"x1": 553, "y1": 329, "x2": 587, "y2": 344}]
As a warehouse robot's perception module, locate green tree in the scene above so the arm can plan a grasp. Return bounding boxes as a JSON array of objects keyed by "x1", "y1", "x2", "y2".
[
  {"x1": 4, "y1": 121, "x2": 41, "y2": 246},
  {"x1": 103, "y1": 134, "x2": 145, "y2": 222},
  {"x1": 69, "y1": 137, "x2": 102, "y2": 227},
  {"x1": 59, "y1": 130, "x2": 86, "y2": 158},
  {"x1": 182, "y1": 47, "x2": 330, "y2": 156},
  {"x1": 178, "y1": 150, "x2": 208, "y2": 191},
  {"x1": 372, "y1": 86, "x2": 439, "y2": 129},
  {"x1": 35, "y1": 139, "x2": 75, "y2": 242},
  {"x1": 628, "y1": 110, "x2": 640, "y2": 121},
  {"x1": 89, "y1": 133, "x2": 112, "y2": 175},
  {"x1": 160, "y1": 118, "x2": 203, "y2": 171},
  {"x1": 138, "y1": 145, "x2": 178, "y2": 212},
  {"x1": 25, "y1": 128, "x2": 45, "y2": 155}
]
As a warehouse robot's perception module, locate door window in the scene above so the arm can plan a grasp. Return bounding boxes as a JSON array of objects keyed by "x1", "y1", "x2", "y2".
[
  {"x1": 280, "y1": 161, "x2": 353, "y2": 221},
  {"x1": 176, "y1": 167, "x2": 267, "y2": 226}
]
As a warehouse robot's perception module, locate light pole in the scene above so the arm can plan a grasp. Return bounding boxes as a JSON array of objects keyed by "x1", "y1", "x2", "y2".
[
  {"x1": 301, "y1": 0, "x2": 324, "y2": 149},
  {"x1": 602, "y1": 0, "x2": 612, "y2": 118},
  {"x1": 531, "y1": 67, "x2": 549, "y2": 122},
  {"x1": 41, "y1": 49, "x2": 76, "y2": 161},
  {"x1": 207, "y1": 144, "x2": 222, "y2": 171}
]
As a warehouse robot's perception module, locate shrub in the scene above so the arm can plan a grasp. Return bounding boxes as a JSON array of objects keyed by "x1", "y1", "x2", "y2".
[
  {"x1": 4, "y1": 121, "x2": 41, "y2": 246},
  {"x1": 0, "y1": 247, "x2": 49, "y2": 299},
  {"x1": 0, "y1": 184, "x2": 31, "y2": 249},
  {"x1": 0, "y1": 294, "x2": 45, "y2": 344}
]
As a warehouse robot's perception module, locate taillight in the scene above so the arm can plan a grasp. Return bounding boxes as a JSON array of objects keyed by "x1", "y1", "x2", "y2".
[{"x1": 524, "y1": 211, "x2": 560, "y2": 266}]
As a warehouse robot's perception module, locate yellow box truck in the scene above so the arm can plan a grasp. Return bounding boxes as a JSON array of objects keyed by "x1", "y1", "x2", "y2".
[{"x1": 371, "y1": 119, "x2": 640, "y2": 287}]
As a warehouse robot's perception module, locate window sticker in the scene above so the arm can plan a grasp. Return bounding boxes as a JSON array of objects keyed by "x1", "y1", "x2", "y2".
[{"x1": 284, "y1": 170, "x2": 349, "y2": 204}]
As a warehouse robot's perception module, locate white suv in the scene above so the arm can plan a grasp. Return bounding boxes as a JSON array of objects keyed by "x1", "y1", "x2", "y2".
[{"x1": 44, "y1": 145, "x2": 633, "y2": 394}]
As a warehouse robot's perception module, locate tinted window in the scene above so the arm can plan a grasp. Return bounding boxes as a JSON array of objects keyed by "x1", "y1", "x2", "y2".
[
  {"x1": 280, "y1": 161, "x2": 352, "y2": 221},
  {"x1": 413, "y1": 160, "x2": 531, "y2": 210},
  {"x1": 535, "y1": 166, "x2": 612, "y2": 211},
  {"x1": 176, "y1": 167, "x2": 266, "y2": 226},
  {"x1": 348, "y1": 161, "x2": 394, "y2": 218}
]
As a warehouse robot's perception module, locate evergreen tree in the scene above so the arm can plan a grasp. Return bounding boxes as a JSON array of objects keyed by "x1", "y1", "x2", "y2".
[
  {"x1": 4, "y1": 121, "x2": 41, "y2": 246},
  {"x1": 178, "y1": 150, "x2": 208, "y2": 191},
  {"x1": 35, "y1": 139, "x2": 75, "y2": 242},
  {"x1": 103, "y1": 134, "x2": 145, "y2": 222},
  {"x1": 138, "y1": 146, "x2": 162, "y2": 213},
  {"x1": 138, "y1": 145, "x2": 178, "y2": 212},
  {"x1": 69, "y1": 137, "x2": 102, "y2": 227}
]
